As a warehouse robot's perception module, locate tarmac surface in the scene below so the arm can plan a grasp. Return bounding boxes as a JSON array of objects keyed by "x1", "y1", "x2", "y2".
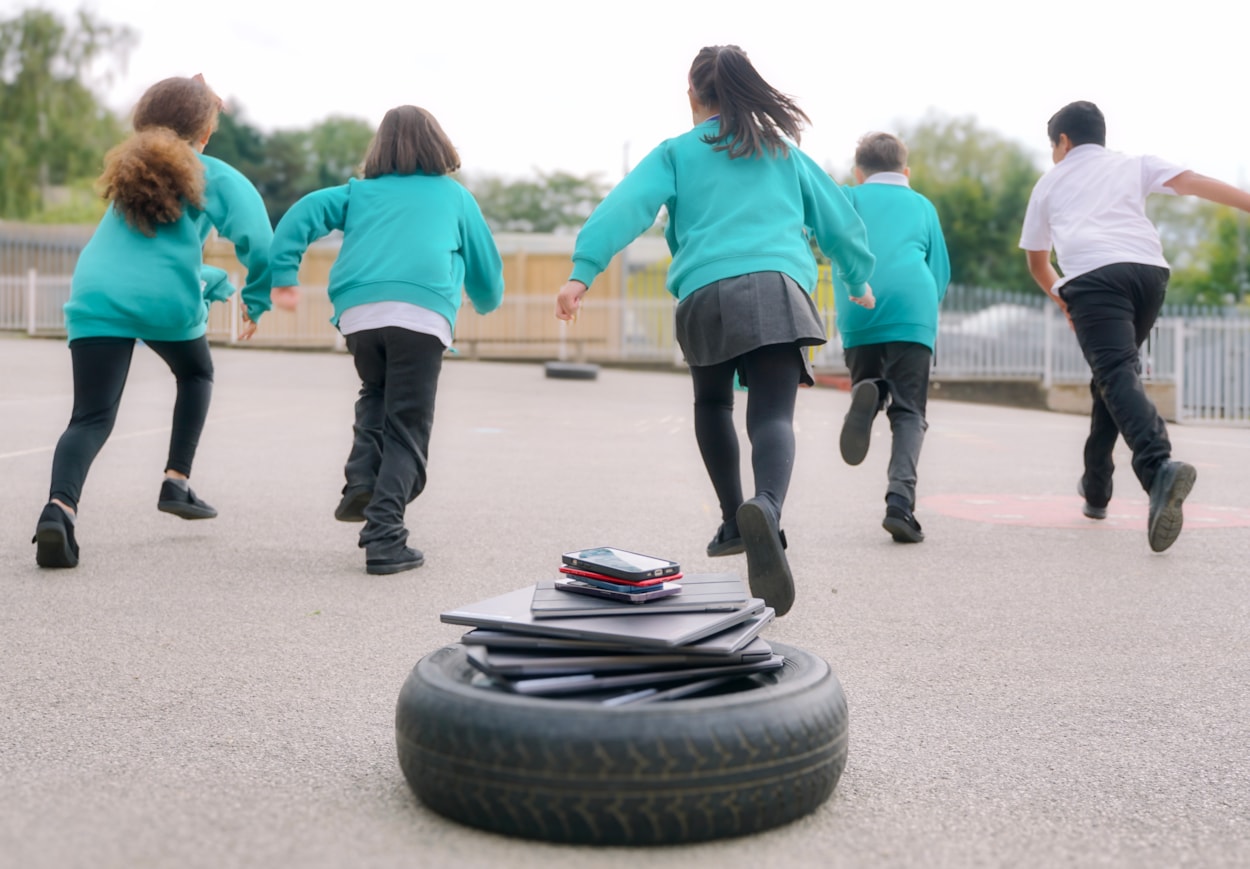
[{"x1": 2, "y1": 332, "x2": 1248, "y2": 869}]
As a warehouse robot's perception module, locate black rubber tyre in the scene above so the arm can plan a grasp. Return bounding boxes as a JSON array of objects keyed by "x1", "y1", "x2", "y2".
[
  {"x1": 544, "y1": 361, "x2": 600, "y2": 380},
  {"x1": 395, "y1": 641, "x2": 848, "y2": 845}
]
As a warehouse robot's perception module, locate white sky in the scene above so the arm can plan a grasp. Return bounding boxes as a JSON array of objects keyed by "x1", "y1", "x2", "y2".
[{"x1": 17, "y1": 0, "x2": 1250, "y2": 186}]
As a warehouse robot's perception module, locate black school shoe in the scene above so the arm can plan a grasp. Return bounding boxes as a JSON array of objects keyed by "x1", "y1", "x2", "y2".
[
  {"x1": 1147, "y1": 460, "x2": 1197, "y2": 553},
  {"x1": 33, "y1": 502, "x2": 79, "y2": 568},
  {"x1": 839, "y1": 380, "x2": 879, "y2": 466},
  {"x1": 736, "y1": 498, "x2": 794, "y2": 617},
  {"x1": 706, "y1": 521, "x2": 745, "y2": 557},
  {"x1": 366, "y1": 547, "x2": 425, "y2": 575},
  {"x1": 334, "y1": 488, "x2": 372, "y2": 523},
  {"x1": 883, "y1": 504, "x2": 925, "y2": 543},
  {"x1": 1077, "y1": 479, "x2": 1108, "y2": 520},
  {"x1": 157, "y1": 479, "x2": 218, "y2": 520}
]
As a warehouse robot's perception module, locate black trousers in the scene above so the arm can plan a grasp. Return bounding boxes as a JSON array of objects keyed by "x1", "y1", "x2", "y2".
[
  {"x1": 343, "y1": 327, "x2": 444, "y2": 558},
  {"x1": 49, "y1": 336, "x2": 214, "y2": 512},
  {"x1": 689, "y1": 342, "x2": 804, "y2": 525},
  {"x1": 844, "y1": 341, "x2": 932, "y2": 508},
  {"x1": 1059, "y1": 262, "x2": 1172, "y2": 499}
]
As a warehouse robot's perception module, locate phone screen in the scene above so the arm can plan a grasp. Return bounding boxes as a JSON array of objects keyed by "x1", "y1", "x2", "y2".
[{"x1": 567, "y1": 547, "x2": 674, "y2": 572}]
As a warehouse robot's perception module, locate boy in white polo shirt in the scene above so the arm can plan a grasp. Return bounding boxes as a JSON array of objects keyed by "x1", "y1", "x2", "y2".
[{"x1": 1020, "y1": 100, "x2": 1250, "y2": 553}]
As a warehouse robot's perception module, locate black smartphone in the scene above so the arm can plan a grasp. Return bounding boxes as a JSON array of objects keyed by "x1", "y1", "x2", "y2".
[
  {"x1": 560, "y1": 547, "x2": 681, "y2": 582},
  {"x1": 554, "y1": 577, "x2": 682, "y2": 604}
]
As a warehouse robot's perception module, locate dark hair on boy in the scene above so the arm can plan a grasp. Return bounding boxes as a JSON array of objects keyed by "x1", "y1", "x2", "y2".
[
  {"x1": 855, "y1": 132, "x2": 908, "y2": 176},
  {"x1": 1047, "y1": 100, "x2": 1106, "y2": 148},
  {"x1": 363, "y1": 106, "x2": 461, "y2": 179},
  {"x1": 98, "y1": 75, "x2": 222, "y2": 237},
  {"x1": 689, "y1": 44, "x2": 810, "y2": 160}
]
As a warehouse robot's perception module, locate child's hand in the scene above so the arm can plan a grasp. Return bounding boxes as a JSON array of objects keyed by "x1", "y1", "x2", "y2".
[
  {"x1": 271, "y1": 285, "x2": 300, "y2": 312},
  {"x1": 850, "y1": 283, "x2": 876, "y2": 309},
  {"x1": 239, "y1": 305, "x2": 258, "y2": 341},
  {"x1": 555, "y1": 280, "x2": 588, "y2": 321}
]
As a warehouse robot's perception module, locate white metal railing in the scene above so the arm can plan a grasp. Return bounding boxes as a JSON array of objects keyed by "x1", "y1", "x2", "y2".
[{"x1": 6, "y1": 269, "x2": 1249, "y2": 424}]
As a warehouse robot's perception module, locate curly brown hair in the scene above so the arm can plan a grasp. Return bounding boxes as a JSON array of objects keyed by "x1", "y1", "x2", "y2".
[{"x1": 98, "y1": 76, "x2": 220, "y2": 237}]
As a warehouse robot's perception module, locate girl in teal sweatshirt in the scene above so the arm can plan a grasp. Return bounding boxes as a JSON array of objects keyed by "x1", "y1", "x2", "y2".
[
  {"x1": 270, "y1": 105, "x2": 504, "y2": 576},
  {"x1": 33, "y1": 75, "x2": 273, "y2": 570},
  {"x1": 556, "y1": 45, "x2": 876, "y2": 616}
]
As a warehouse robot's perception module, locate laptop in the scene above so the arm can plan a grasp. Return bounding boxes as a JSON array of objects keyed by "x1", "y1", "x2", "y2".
[
  {"x1": 441, "y1": 584, "x2": 767, "y2": 649},
  {"x1": 460, "y1": 606, "x2": 775, "y2": 656},
  {"x1": 480, "y1": 654, "x2": 786, "y2": 697},
  {"x1": 529, "y1": 572, "x2": 750, "y2": 619},
  {"x1": 465, "y1": 635, "x2": 775, "y2": 678}
]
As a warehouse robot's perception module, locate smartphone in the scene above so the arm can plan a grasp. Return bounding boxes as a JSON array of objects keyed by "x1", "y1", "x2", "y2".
[
  {"x1": 558, "y1": 565, "x2": 682, "y2": 588},
  {"x1": 554, "y1": 578, "x2": 682, "y2": 604},
  {"x1": 560, "y1": 547, "x2": 681, "y2": 582}
]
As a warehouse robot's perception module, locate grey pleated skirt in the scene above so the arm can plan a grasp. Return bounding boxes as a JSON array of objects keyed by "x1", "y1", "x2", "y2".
[{"x1": 675, "y1": 271, "x2": 827, "y2": 386}]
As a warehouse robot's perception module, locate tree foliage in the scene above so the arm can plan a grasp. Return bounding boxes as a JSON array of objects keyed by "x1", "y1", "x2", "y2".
[
  {"x1": 464, "y1": 170, "x2": 609, "y2": 234},
  {"x1": 0, "y1": 7, "x2": 133, "y2": 218}
]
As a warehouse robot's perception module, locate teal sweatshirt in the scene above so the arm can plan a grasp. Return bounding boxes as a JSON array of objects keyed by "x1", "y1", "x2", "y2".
[
  {"x1": 569, "y1": 118, "x2": 875, "y2": 300},
  {"x1": 832, "y1": 175, "x2": 950, "y2": 350},
  {"x1": 270, "y1": 173, "x2": 504, "y2": 329},
  {"x1": 65, "y1": 154, "x2": 273, "y2": 342}
]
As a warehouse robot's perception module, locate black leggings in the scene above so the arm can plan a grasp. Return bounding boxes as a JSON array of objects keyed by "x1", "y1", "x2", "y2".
[
  {"x1": 689, "y1": 343, "x2": 804, "y2": 525},
  {"x1": 49, "y1": 336, "x2": 214, "y2": 512}
]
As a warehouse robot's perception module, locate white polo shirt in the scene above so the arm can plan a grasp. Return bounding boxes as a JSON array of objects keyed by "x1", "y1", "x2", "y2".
[{"x1": 1019, "y1": 144, "x2": 1185, "y2": 287}]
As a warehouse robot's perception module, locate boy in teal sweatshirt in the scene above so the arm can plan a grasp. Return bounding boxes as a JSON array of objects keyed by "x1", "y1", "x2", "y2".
[{"x1": 834, "y1": 132, "x2": 951, "y2": 543}]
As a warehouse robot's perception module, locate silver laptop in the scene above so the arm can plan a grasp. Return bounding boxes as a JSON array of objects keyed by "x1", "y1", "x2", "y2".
[
  {"x1": 529, "y1": 572, "x2": 750, "y2": 619},
  {"x1": 466, "y1": 635, "x2": 775, "y2": 678},
  {"x1": 441, "y1": 584, "x2": 767, "y2": 649}
]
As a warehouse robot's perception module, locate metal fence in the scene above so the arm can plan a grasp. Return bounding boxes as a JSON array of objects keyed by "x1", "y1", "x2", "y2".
[{"x1": 3, "y1": 226, "x2": 1248, "y2": 424}]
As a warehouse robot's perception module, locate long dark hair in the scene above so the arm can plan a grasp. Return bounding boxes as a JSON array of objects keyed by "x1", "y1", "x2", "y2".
[
  {"x1": 98, "y1": 76, "x2": 221, "y2": 236},
  {"x1": 362, "y1": 106, "x2": 460, "y2": 178},
  {"x1": 689, "y1": 45, "x2": 810, "y2": 159}
]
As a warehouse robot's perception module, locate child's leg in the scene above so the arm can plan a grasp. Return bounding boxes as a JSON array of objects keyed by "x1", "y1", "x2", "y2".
[
  {"x1": 48, "y1": 337, "x2": 136, "y2": 513},
  {"x1": 880, "y1": 342, "x2": 932, "y2": 509},
  {"x1": 1062, "y1": 264, "x2": 1171, "y2": 491},
  {"x1": 342, "y1": 367, "x2": 385, "y2": 496},
  {"x1": 840, "y1": 344, "x2": 887, "y2": 465},
  {"x1": 144, "y1": 336, "x2": 214, "y2": 478},
  {"x1": 355, "y1": 328, "x2": 443, "y2": 562},
  {"x1": 689, "y1": 357, "x2": 744, "y2": 530},
  {"x1": 1082, "y1": 379, "x2": 1117, "y2": 508},
  {"x1": 739, "y1": 343, "x2": 805, "y2": 521}
]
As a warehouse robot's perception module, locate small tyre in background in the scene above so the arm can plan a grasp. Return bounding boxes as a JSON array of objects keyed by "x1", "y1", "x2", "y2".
[{"x1": 544, "y1": 361, "x2": 600, "y2": 381}]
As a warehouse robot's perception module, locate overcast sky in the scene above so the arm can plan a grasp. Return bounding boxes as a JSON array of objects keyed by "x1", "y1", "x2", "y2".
[{"x1": 21, "y1": 0, "x2": 1250, "y2": 186}]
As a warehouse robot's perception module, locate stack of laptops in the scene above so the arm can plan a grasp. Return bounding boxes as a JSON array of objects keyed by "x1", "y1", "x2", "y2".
[{"x1": 441, "y1": 548, "x2": 779, "y2": 706}]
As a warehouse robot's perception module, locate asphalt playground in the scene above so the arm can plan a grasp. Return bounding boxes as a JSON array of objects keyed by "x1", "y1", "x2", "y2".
[{"x1": 2, "y1": 332, "x2": 1248, "y2": 869}]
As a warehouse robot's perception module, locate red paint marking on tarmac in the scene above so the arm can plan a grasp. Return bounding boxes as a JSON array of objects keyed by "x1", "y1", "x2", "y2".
[{"x1": 922, "y1": 494, "x2": 1250, "y2": 530}]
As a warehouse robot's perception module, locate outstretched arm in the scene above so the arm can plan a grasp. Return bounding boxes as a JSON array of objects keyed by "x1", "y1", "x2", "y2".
[
  {"x1": 1165, "y1": 171, "x2": 1250, "y2": 211},
  {"x1": 1026, "y1": 249, "x2": 1071, "y2": 327}
]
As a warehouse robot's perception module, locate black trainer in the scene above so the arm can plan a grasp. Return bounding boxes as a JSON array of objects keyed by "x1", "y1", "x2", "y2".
[
  {"x1": 882, "y1": 504, "x2": 925, "y2": 543},
  {"x1": 736, "y1": 498, "x2": 794, "y2": 617},
  {"x1": 366, "y1": 547, "x2": 425, "y2": 575},
  {"x1": 1077, "y1": 479, "x2": 1107, "y2": 520},
  {"x1": 334, "y1": 488, "x2": 372, "y2": 523},
  {"x1": 33, "y1": 502, "x2": 79, "y2": 568},
  {"x1": 839, "y1": 380, "x2": 879, "y2": 466},
  {"x1": 157, "y1": 479, "x2": 218, "y2": 520},
  {"x1": 706, "y1": 521, "x2": 744, "y2": 557},
  {"x1": 1147, "y1": 460, "x2": 1196, "y2": 553}
]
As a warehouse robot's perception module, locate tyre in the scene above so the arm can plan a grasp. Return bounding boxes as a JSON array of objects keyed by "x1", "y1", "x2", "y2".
[
  {"x1": 395, "y1": 641, "x2": 848, "y2": 845},
  {"x1": 544, "y1": 361, "x2": 600, "y2": 380}
]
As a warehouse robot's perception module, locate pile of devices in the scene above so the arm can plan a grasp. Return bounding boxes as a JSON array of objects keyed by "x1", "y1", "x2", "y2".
[{"x1": 440, "y1": 546, "x2": 781, "y2": 705}]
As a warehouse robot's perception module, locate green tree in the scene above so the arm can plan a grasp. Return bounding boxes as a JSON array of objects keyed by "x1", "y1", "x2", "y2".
[
  {"x1": 464, "y1": 170, "x2": 609, "y2": 233},
  {"x1": 306, "y1": 115, "x2": 373, "y2": 188},
  {"x1": 0, "y1": 7, "x2": 133, "y2": 218},
  {"x1": 898, "y1": 114, "x2": 1042, "y2": 293}
]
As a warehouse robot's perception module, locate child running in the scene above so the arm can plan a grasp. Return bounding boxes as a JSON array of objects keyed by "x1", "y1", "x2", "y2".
[
  {"x1": 270, "y1": 105, "x2": 504, "y2": 576},
  {"x1": 1020, "y1": 100, "x2": 1250, "y2": 552},
  {"x1": 555, "y1": 45, "x2": 875, "y2": 616},
  {"x1": 33, "y1": 74, "x2": 273, "y2": 569},
  {"x1": 835, "y1": 132, "x2": 950, "y2": 543}
]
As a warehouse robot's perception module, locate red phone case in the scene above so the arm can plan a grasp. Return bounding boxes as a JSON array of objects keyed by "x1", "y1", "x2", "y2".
[{"x1": 558, "y1": 565, "x2": 682, "y2": 586}]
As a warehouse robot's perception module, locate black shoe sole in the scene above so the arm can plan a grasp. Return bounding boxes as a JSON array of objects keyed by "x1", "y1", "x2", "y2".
[
  {"x1": 840, "y1": 381, "x2": 877, "y2": 466},
  {"x1": 882, "y1": 514, "x2": 925, "y2": 543},
  {"x1": 736, "y1": 499, "x2": 794, "y2": 617},
  {"x1": 34, "y1": 523, "x2": 78, "y2": 568},
  {"x1": 335, "y1": 490, "x2": 372, "y2": 523},
  {"x1": 706, "y1": 537, "x2": 745, "y2": 557},
  {"x1": 367, "y1": 555, "x2": 425, "y2": 575},
  {"x1": 1148, "y1": 463, "x2": 1196, "y2": 553},
  {"x1": 1082, "y1": 503, "x2": 1107, "y2": 520},
  {"x1": 158, "y1": 501, "x2": 218, "y2": 520}
]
